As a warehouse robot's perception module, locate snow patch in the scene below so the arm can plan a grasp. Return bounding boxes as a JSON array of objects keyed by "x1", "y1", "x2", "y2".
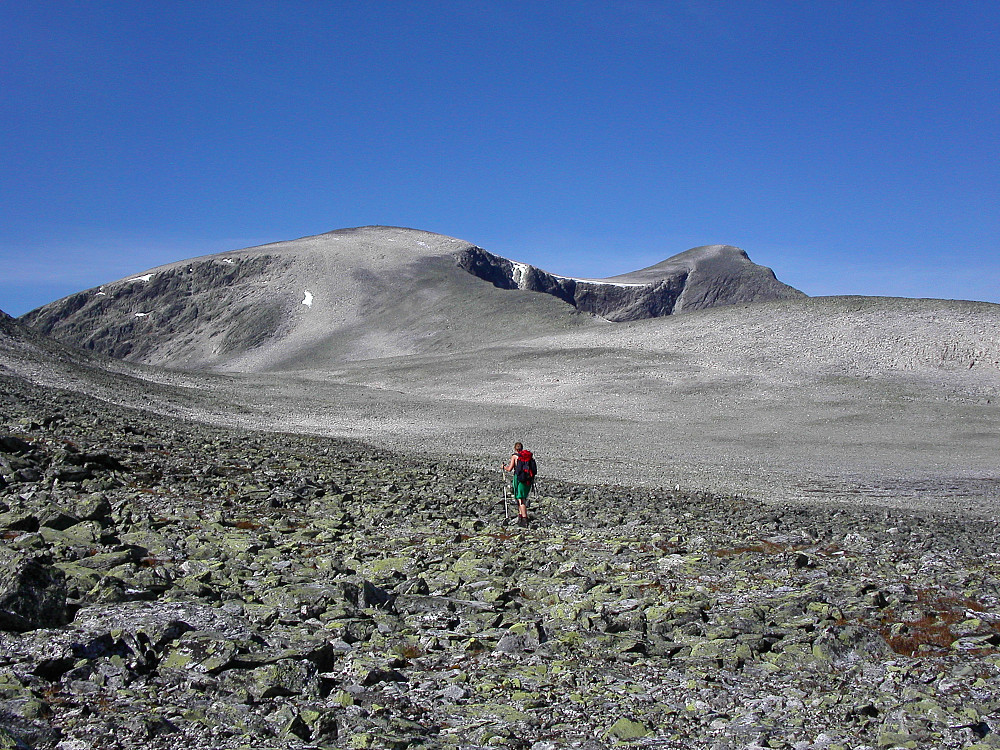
[
  {"x1": 96, "y1": 291, "x2": 107, "y2": 297},
  {"x1": 553, "y1": 274, "x2": 647, "y2": 288},
  {"x1": 134, "y1": 312, "x2": 150, "y2": 318},
  {"x1": 128, "y1": 274, "x2": 153, "y2": 283},
  {"x1": 302, "y1": 290, "x2": 314, "y2": 308},
  {"x1": 509, "y1": 262, "x2": 646, "y2": 289},
  {"x1": 222, "y1": 258, "x2": 235, "y2": 264},
  {"x1": 511, "y1": 262, "x2": 531, "y2": 288}
]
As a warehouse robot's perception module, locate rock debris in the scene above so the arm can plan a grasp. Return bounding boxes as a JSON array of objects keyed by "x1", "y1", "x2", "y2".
[{"x1": 1, "y1": 376, "x2": 1000, "y2": 749}]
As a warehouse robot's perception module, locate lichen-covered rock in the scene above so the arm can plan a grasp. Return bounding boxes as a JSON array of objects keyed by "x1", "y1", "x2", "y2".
[
  {"x1": 813, "y1": 624, "x2": 894, "y2": 666},
  {"x1": 0, "y1": 552, "x2": 69, "y2": 631},
  {"x1": 603, "y1": 716, "x2": 651, "y2": 740},
  {"x1": 218, "y1": 659, "x2": 320, "y2": 703},
  {"x1": 2, "y1": 377, "x2": 1000, "y2": 749},
  {"x1": 159, "y1": 631, "x2": 240, "y2": 675}
]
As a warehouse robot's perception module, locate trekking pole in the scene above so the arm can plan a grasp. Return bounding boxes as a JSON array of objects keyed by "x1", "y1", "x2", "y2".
[{"x1": 502, "y1": 470, "x2": 510, "y2": 520}]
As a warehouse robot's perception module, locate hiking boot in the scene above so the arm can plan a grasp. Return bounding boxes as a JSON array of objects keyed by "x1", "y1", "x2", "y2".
[{"x1": 517, "y1": 516, "x2": 529, "y2": 528}]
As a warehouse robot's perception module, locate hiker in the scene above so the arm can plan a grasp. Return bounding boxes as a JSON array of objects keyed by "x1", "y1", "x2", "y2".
[{"x1": 503, "y1": 442, "x2": 536, "y2": 527}]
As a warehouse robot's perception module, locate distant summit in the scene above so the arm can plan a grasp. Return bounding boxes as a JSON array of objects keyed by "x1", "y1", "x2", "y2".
[
  {"x1": 21, "y1": 226, "x2": 804, "y2": 371},
  {"x1": 458, "y1": 242, "x2": 804, "y2": 321}
]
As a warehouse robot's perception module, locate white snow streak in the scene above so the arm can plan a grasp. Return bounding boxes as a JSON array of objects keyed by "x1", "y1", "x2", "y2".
[
  {"x1": 302, "y1": 290, "x2": 313, "y2": 307},
  {"x1": 510, "y1": 262, "x2": 646, "y2": 289},
  {"x1": 553, "y1": 274, "x2": 647, "y2": 288},
  {"x1": 134, "y1": 312, "x2": 150, "y2": 318},
  {"x1": 128, "y1": 274, "x2": 153, "y2": 283},
  {"x1": 511, "y1": 262, "x2": 530, "y2": 288}
]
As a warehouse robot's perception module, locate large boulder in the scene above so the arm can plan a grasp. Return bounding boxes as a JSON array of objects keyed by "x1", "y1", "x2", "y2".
[{"x1": 0, "y1": 553, "x2": 69, "y2": 631}]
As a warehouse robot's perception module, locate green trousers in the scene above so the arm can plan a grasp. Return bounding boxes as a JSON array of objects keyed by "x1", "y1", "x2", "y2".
[{"x1": 512, "y1": 479, "x2": 531, "y2": 501}]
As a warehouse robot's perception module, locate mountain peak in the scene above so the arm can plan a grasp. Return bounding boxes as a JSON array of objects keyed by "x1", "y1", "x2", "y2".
[{"x1": 607, "y1": 244, "x2": 751, "y2": 282}]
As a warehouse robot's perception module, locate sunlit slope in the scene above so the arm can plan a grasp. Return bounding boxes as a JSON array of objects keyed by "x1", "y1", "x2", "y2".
[
  {"x1": 326, "y1": 295, "x2": 1000, "y2": 404},
  {"x1": 7, "y1": 293, "x2": 1000, "y2": 510},
  {"x1": 19, "y1": 228, "x2": 585, "y2": 370}
]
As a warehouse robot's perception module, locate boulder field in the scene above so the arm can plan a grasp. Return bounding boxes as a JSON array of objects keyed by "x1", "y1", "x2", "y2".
[{"x1": 1, "y1": 376, "x2": 1000, "y2": 749}]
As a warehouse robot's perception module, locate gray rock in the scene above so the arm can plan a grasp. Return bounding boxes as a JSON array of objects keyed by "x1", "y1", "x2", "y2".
[
  {"x1": 0, "y1": 553, "x2": 69, "y2": 631},
  {"x1": 38, "y1": 508, "x2": 82, "y2": 531},
  {"x1": 0, "y1": 513, "x2": 39, "y2": 533},
  {"x1": 0, "y1": 437, "x2": 32, "y2": 455},
  {"x1": 812, "y1": 625, "x2": 894, "y2": 666},
  {"x1": 458, "y1": 244, "x2": 804, "y2": 321},
  {"x1": 218, "y1": 658, "x2": 320, "y2": 703},
  {"x1": 496, "y1": 622, "x2": 545, "y2": 654}
]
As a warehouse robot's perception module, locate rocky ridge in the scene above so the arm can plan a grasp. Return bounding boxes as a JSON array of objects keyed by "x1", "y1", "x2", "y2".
[
  {"x1": 2, "y1": 375, "x2": 1000, "y2": 749},
  {"x1": 456, "y1": 244, "x2": 803, "y2": 322}
]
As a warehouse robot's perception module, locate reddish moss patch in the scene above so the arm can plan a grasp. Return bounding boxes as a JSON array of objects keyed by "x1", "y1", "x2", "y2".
[
  {"x1": 869, "y1": 590, "x2": 997, "y2": 657},
  {"x1": 713, "y1": 540, "x2": 795, "y2": 557}
]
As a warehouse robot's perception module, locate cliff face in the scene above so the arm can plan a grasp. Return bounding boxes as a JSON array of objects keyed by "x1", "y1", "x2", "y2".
[{"x1": 457, "y1": 243, "x2": 804, "y2": 322}]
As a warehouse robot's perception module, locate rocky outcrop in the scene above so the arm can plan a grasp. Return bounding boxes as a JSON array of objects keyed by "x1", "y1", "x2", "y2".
[
  {"x1": 457, "y1": 243, "x2": 804, "y2": 321},
  {"x1": 457, "y1": 247, "x2": 687, "y2": 321},
  {"x1": 0, "y1": 552, "x2": 69, "y2": 632},
  {"x1": 1, "y1": 375, "x2": 999, "y2": 749}
]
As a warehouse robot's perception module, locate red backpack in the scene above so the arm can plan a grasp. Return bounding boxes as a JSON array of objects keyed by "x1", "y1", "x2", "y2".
[{"x1": 514, "y1": 449, "x2": 536, "y2": 486}]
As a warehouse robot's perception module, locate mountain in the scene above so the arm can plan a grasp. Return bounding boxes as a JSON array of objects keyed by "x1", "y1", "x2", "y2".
[
  {"x1": 0, "y1": 303, "x2": 228, "y2": 421},
  {"x1": 605, "y1": 244, "x2": 805, "y2": 313},
  {"x1": 2, "y1": 305, "x2": 102, "y2": 376},
  {"x1": 20, "y1": 226, "x2": 802, "y2": 371}
]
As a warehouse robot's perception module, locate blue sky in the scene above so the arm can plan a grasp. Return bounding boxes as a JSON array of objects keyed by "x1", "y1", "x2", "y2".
[{"x1": 2, "y1": 1, "x2": 997, "y2": 316}]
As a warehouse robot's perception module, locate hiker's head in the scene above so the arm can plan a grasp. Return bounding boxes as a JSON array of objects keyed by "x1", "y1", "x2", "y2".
[{"x1": 513, "y1": 442, "x2": 523, "y2": 452}]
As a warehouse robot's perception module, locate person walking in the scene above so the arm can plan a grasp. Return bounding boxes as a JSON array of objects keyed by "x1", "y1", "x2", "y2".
[{"x1": 503, "y1": 442, "x2": 536, "y2": 527}]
